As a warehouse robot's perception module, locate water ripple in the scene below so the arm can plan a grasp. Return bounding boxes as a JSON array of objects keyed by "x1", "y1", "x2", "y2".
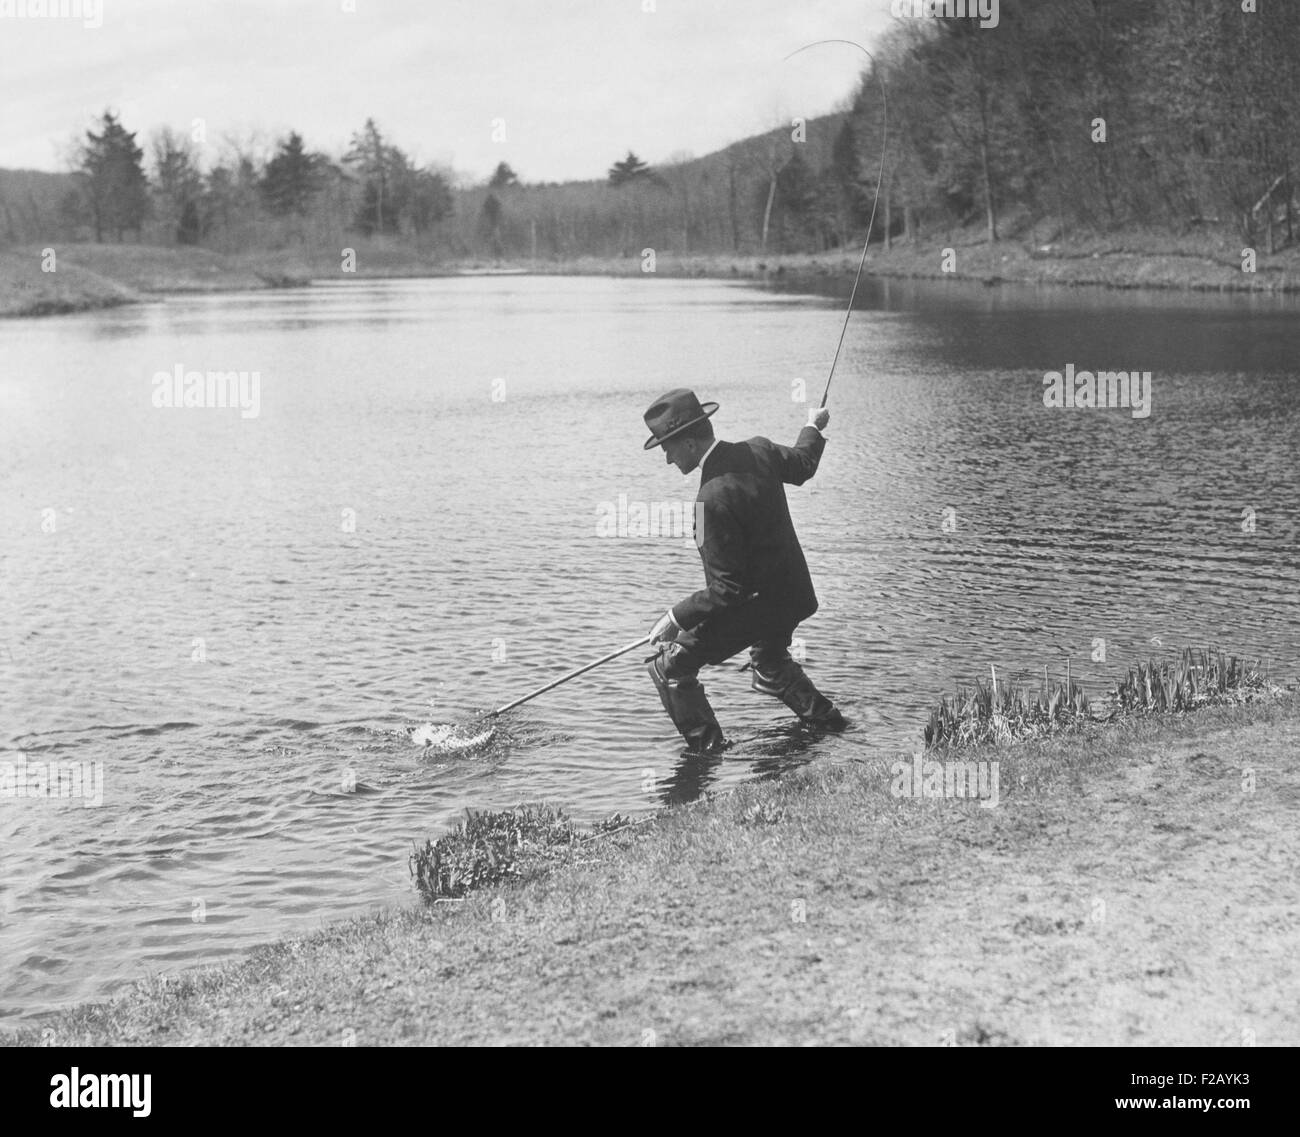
[{"x1": 2, "y1": 276, "x2": 1299, "y2": 1023}]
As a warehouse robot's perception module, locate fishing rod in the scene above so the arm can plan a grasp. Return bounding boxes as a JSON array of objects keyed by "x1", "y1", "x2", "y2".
[{"x1": 783, "y1": 39, "x2": 889, "y2": 408}]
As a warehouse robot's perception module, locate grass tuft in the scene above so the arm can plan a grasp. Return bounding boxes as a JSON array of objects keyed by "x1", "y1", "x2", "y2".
[
  {"x1": 924, "y1": 645, "x2": 1284, "y2": 751},
  {"x1": 409, "y1": 805, "x2": 580, "y2": 902},
  {"x1": 924, "y1": 662, "x2": 1090, "y2": 750},
  {"x1": 1105, "y1": 646, "x2": 1277, "y2": 715}
]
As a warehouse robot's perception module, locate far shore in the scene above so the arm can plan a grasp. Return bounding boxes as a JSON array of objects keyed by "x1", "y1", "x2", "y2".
[
  {"x1": 2, "y1": 230, "x2": 1297, "y2": 319},
  {"x1": 6, "y1": 696, "x2": 1297, "y2": 1046}
]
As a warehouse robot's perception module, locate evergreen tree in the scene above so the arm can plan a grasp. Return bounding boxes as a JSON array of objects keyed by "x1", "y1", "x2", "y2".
[
  {"x1": 261, "y1": 132, "x2": 324, "y2": 216},
  {"x1": 607, "y1": 151, "x2": 662, "y2": 188},
  {"x1": 80, "y1": 111, "x2": 149, "y2": 242},
  {"x1": 488, "y1": 162, "x2": 519, "y2": 190}
]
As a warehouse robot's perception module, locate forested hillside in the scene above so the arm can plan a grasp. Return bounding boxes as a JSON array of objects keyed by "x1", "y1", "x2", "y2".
[{"x1": 2, "y1": 1, "x2": 1295, "y2": 261}]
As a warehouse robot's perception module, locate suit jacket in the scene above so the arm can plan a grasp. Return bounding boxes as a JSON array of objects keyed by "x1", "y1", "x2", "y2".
[{"x1": 672, "y1": 426, "x2": 826, "y2": 631}]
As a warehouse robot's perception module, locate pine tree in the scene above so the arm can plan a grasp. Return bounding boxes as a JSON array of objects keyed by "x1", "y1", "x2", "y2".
[
  {"x1": 261, "y1": 132, "x2": 324, "y2": 216},
  {"x1": 80, "y1": 111, "x2": 149, "y2": 242},
  {"x1": 607, "y1": 151, "x2": 660, "y2": 188},
  {"x1": 488, "y1": 162, "x2": 519, "y2": 190}
]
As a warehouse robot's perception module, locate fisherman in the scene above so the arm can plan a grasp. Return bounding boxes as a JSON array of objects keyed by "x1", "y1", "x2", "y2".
[{"x1": 642, "y1": 388, "x2": 845, "y2": 752}]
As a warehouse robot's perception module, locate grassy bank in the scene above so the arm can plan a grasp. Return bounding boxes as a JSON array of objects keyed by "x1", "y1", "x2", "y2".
[
  {"x1": 3, "y1": 226, "x2": 1296, "y2": 319},
  {"x1": 12, "y1": 693, "x2": 1298, "y2": 1046},
  {"x1": 0, "y1": 244, "x2": 310, "y2": 318},
  {"x1": 459, "y1": 224, "x2": 1300, "y2": 294},
  {"x1": 0, "y1": 248, "x2": 141, "y2": 317}
]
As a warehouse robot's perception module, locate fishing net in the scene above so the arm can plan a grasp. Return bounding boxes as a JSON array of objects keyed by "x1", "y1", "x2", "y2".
[{"x1": 409, "y1": 720, "x2": 498, "y2": 755}]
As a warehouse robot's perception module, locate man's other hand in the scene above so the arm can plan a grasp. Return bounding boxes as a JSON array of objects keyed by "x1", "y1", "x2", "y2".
[
  {"x1": 808, "y1": 407, "x2": 830, "y2": 432},
  {"x1": 650, "y1": 609, "x2": 680, "y2": 644}
]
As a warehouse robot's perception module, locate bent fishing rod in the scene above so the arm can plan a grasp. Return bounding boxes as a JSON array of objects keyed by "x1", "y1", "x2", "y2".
[{"x1": 783, "y1": 38, "x2": 889, "y2": 408}]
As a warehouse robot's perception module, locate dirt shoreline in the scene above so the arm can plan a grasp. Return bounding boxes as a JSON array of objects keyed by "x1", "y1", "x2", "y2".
[
  {"x1": 3, "y1": 233, "x2": 1297, "y2": 319},
  {"x1": 8, "y1": 698, "x2": 1297, "y2": 1046}
]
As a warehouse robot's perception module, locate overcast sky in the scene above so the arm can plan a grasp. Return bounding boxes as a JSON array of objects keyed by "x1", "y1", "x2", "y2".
[{"x1": 0, "y1": 0, "x2": 893, "y2": 182}]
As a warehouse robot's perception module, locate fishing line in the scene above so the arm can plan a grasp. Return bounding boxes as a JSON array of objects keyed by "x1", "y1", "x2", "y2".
[{"x1": 782, "y1": 39, "x2": 889, "y2": 408}]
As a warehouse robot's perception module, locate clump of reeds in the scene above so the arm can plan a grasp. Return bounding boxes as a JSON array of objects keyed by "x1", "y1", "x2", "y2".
[
  {"x1": 924, "y1": 663, "x2": 1090, "y2": 751},
  {"x1": 1106, "y1": 646, "x2": 1276, "y2": 715},
  {"x1": 409, "y1": 805, "x2": 579, "y2": 903},
  {"x1": 924, "y1": 646, "x2": 1282, "y2": 751}
]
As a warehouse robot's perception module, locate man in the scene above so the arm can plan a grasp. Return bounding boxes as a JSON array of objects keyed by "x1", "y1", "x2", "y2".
[{"x1": 642, "y1": 388, "x2": 845, "y2": 752}]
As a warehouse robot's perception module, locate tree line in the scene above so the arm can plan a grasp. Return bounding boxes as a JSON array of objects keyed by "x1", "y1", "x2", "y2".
[
  {"x1": 45, "y1": 112, "x2": 455, "y2": 254},
  {"x1": 7, "y1": 1, "x2": 1295, "y2": 260}
]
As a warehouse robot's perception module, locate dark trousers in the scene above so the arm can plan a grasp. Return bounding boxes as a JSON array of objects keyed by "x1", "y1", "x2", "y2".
[{"x1": 658, "y1": 597, "x2": 798, "y2": 680}]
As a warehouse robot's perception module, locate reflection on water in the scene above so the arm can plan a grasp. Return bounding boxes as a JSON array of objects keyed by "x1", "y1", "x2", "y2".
[
  {"x1": 654, "y1": 720, "x2": 828, "y2": 806},
  {"x1": 2, "y1": 274, "x2": 1298, "y2": 1022}
]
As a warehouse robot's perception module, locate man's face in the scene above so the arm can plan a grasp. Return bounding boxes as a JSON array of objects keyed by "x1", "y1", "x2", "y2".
[{"x1": 662, "y1": 434, "x2": 698, "y2": 475}]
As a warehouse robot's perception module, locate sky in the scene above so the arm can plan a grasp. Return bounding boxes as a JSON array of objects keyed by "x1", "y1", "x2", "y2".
[{"x1": 0, "y1": 0, "x2": 894, "y2": 183}]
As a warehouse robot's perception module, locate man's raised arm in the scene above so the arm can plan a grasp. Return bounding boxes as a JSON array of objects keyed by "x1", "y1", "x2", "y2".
[{"x1": 776, "y1": 407, "x2": 830, "y2": 485}]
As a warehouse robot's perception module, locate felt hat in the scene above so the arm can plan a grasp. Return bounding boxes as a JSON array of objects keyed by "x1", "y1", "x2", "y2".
[{"x1": 642, "y1": 388, "x2": 719, "y2": 450}]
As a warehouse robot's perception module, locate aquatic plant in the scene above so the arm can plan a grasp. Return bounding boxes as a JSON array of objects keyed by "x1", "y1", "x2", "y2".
[
  {"x1": 924, "y1": 663, "x2": 1090, "y2": 750},
  {"x1": 1106, "y1": 646, "x2": 1276, "y2": 715},
  {"x1": 923, "y1": 646, "x2": 1281, "y2": 751}
]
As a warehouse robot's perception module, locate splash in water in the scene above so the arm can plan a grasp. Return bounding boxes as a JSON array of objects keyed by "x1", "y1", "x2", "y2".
[{"x1": 408, "y1": 720, "x2": 498, "y2": 756}]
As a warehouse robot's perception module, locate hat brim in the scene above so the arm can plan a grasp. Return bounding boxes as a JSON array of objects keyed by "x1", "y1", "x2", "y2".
[{"x1": 643, "y1": 402, "x2": 719, "y2": 450}]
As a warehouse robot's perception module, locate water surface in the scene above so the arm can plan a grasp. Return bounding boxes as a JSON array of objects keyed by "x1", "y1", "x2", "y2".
[{"x1": 2, "y1": 274, "x2": 1298, "y2": 1022}]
